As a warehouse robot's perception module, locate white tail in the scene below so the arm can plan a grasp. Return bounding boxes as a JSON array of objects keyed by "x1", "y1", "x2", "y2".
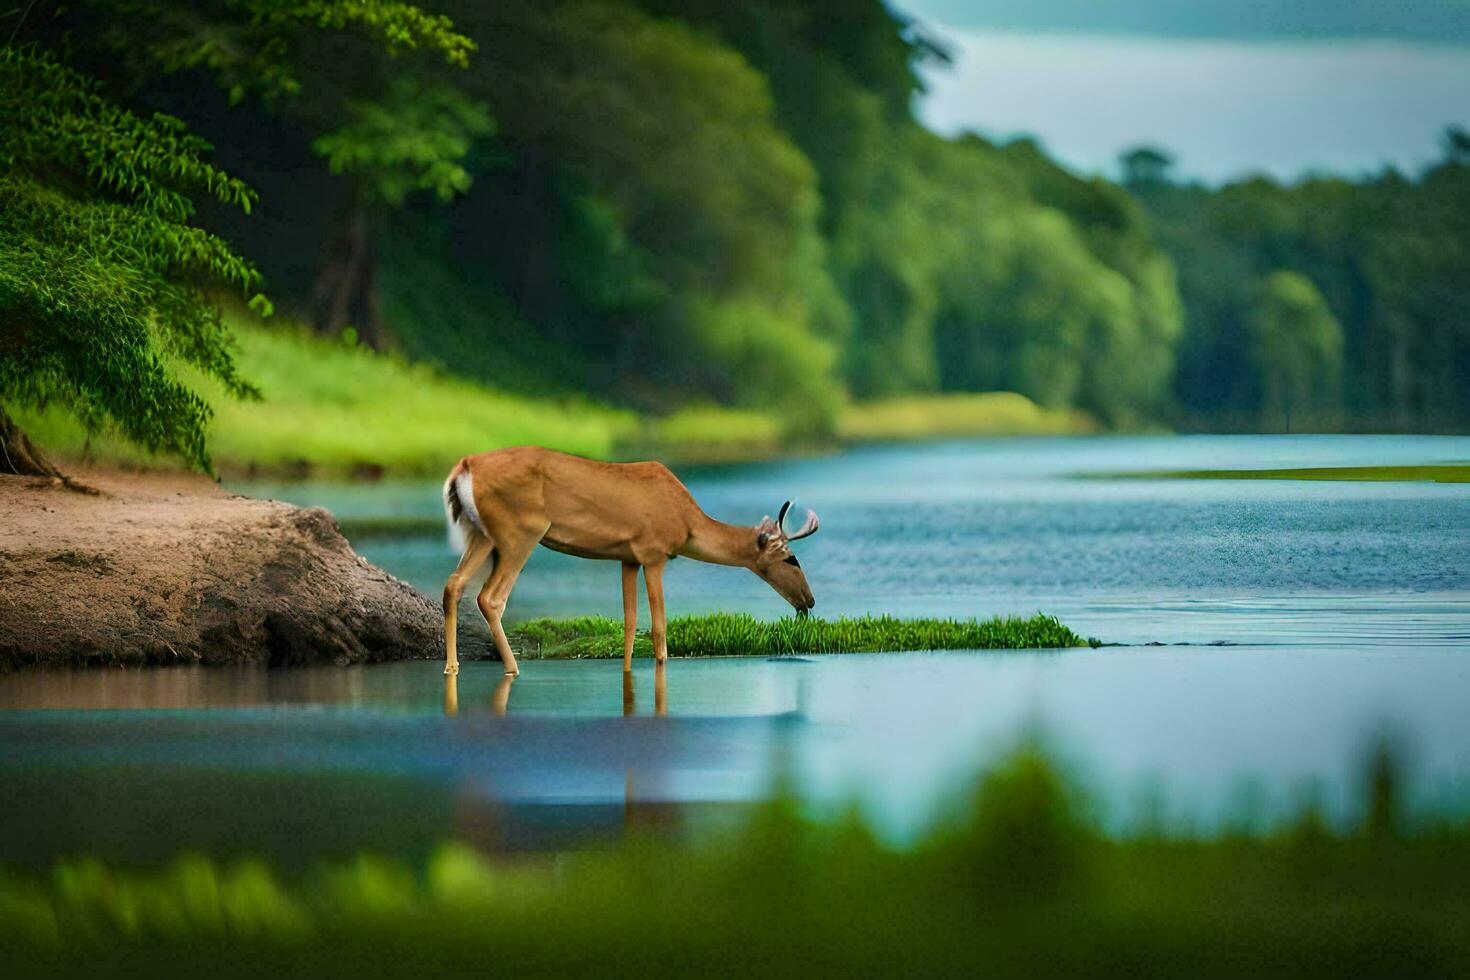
[{"x1": 442, "y1": 463, "x2": 486, "y2": 554}]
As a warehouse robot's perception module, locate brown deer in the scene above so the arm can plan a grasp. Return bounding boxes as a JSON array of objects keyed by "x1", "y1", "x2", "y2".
[{"x1": 440, "y1": 446, "x2": 820, "y2": 676}]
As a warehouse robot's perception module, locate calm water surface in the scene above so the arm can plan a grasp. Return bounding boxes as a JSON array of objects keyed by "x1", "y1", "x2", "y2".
[{"x1": 4, "y1": 435, "x2": 1469, "y2": 863}]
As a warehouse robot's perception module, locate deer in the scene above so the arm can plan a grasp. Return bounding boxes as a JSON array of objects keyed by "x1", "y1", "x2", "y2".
[{"x1": 440, "y1": 446, "x2": 820, "y2": 677}]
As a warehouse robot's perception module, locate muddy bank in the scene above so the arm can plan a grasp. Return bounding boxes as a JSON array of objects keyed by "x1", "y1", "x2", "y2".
[{"x1": 0, "y1": 471, "x2": 441, "y2": 669}]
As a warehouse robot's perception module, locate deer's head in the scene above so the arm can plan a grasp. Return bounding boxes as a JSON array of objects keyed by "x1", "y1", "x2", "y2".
[{"x1": 752, "y1": 501, "x2": 819, "y2": 613}]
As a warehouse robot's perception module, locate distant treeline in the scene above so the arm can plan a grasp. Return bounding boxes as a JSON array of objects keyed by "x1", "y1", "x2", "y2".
[
  {"x1": 1126, "y1": 138, "x2": 1470, "y2": 432},
  {"x1": 13, "y1": 0, "x2": 1469, "y2": 443}
]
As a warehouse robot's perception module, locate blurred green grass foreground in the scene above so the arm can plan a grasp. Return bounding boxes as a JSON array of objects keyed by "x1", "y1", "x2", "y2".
[{"x1": 4, "y1": 744, "x2": 1468, "y2": 977}]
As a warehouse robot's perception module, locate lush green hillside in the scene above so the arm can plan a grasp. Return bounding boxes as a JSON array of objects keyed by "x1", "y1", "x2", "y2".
[
  {"x1": 14, "y1": 314, "x2": 1087, "y2": 477},
  {"x1": 12, "y1": 316, "x2": 630, "y2": 477}
]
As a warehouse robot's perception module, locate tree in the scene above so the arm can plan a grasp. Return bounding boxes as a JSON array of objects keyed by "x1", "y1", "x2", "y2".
[
  {"x1": 24, "y1": 0, "x2": 487, "y2": 348},
  {"x1": 308, "y1": 76, "x2": 492, "y2": 345},
  {"x1": 1246, "y1": 271, "x2": 1344, "y2": 428},
  {"x1": 1119, "y1": 145, "x2": 1175, "y2": 188},
  {"x1": 452, "y1": 0, "x2": 848, "y2": 432},
  {"x1": 0, "y1": 47, "x2": 264, "y2": 475},
  {"x1": 1, "y1": 2, "x2": 477, "y2": 471},
  {"x1": 1444, "y1": 126, "x2": 1470, "y2": 165},
  {"x1": 1132, "y1": 135, "x2": 1470, "y2": 431}
]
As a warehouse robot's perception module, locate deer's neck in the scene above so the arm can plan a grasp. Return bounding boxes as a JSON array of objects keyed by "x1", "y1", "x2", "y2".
[{"x1": 681, "y1": 513, "x2": 757, "y2": 567}]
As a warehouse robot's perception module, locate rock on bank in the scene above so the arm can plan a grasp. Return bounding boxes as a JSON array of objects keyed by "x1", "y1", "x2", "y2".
[{"x1": 0, "y1": 471, "x2": 441, "y2": 668}]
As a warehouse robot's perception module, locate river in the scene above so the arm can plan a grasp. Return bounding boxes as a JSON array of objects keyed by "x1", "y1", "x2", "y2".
[{"x1": 3, "y1": 435, "x2": 1468, "y2": 863}]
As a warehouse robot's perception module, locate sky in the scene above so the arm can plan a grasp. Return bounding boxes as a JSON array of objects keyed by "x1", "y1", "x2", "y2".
[{"x1": 898, "y1": 1, "x2": 1470, "y2": 183}]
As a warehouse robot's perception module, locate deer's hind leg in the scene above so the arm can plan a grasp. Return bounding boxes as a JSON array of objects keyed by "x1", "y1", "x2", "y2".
[
  {"x1": 444, "y1": 534, "x2": 494, "y2": 676},
  {"x1": 475, "y1": 526, "x2": 546, "y2": 676}
]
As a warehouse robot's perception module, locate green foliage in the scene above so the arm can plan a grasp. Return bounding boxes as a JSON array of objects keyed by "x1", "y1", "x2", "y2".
[
  {"x1": 31, "y1": 0, "x2": 1469, "y2": 458},
  {"x1": 9, "y1": 0, "x2": 1193, "y2": 456},
  {"x1": 509, "y1": 612, "x2": 1094, "y2": 659},
  {"x1": 82, "y1": 0, "x2": 476, "y2": 104},
  {"x1": 1134, "y1": 145, "x2": 1470, "y2": 430},
  {"x1": 644, "y1": 4, "x2": 1182, "y2": 427},
  {"x1": 311, "y1": 77, "x2": 493, "y2": 206},
  {"x1": 2, "y1": 1, "x2": 495, "y2": 468},
  {"x1": 14, "y1": 312, "x2": 638, "y2": 475},
  {"x1": 1246, "y1": 270, "x2": 1344, "y2": 424},
  {"x1": 0, "y1": 47, "x2": 262, "y2": 470},
  {"x1": 1119, "y1": 144, "x2": 1175, "y2": 187},
  {"x1": 938, "y1": 745, "x2": 1092, "y2": 901},
  {"x1": 451, "y1": 0, "x2": 847, "y2": 430},
  {"x1": 5, "y1": 744, "x2": 1470, "y2": 975}
]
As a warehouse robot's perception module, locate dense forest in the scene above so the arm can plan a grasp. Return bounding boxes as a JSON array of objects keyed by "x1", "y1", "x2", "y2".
[
  {"x1": 1124, "y1": 138, "x2": 1470, "y2": 432},
  {"x1": 3, "y1": 0, "x2": 1467, "y2": 472}
]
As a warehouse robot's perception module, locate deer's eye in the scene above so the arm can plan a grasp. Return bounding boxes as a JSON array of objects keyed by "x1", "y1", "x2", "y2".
[{"x1": 783, "y1": 555, "x2": 800, "y2": 567}]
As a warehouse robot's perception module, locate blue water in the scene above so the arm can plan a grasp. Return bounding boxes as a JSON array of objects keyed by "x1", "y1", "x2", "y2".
[{"x1": 3, "y1": 435, "x2": 1469, "y2": 863}]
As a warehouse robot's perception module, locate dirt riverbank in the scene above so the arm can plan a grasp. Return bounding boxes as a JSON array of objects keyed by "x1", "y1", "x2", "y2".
[{"x1": 0, "y1": 471, "x2": 440, "y2": 669}]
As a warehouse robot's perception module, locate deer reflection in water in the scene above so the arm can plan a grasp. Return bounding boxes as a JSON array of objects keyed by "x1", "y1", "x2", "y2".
[
  {"x1": 442, "y1": 671, "x2": 518, "y2": 718},
  {"x1": 442, "y1": 663, "x2": 670, "y2": 831},
  {"x1": 441, "y1": 662, "x2": 666, "y2": 719},
  {"x1": 624, "y1": 662, "x2": 668, "y2": 718}
]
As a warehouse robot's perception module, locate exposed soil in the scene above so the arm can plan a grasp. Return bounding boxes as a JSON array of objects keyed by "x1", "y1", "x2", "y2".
[{"x1": 0, "y1": 470, "x2": 441, "y2": 669}]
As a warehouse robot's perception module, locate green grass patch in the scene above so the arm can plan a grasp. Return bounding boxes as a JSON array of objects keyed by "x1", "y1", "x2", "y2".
[
  {"x1": 509, "y1": 612, "x2": 1095, "y2": 659},
  {"x1": 840, "y1": 392, "x2": 1095, "y2": 442},
  {"x1": 1110, "y1": 464, "x2": 1470, "y2": 484}
]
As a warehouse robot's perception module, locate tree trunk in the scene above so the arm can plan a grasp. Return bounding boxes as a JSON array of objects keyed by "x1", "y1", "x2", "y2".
[
  {"x1": 310, "y1": 189, "x2": 390, "y2": 350},
  {"x1": 0, "y1": 406, "x2": 64, "y2": 478},
  {"x1": 0, "y1": 406, "x2": 94, "y2": 492}
]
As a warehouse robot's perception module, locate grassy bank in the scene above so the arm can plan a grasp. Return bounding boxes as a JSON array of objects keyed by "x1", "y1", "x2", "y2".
[
  {"x1": 2, "y1": 745, "x2": 1462, "y2": 976},
  {"x1": 1123, "y1": 464, "x2": 1470, "y2": 484},
  {"x1": 509, "y1": 612, "x2": 1095, "y2": 659},
  {"x1": 14, "y1": 316, "x2": 1095, "y2": 478},
  {"x1": 840, "y1": 392, "x2": 1094, "y2": 442},
  {"x1": 13, "y1": 318, "x2": 636, "y2": 477}
]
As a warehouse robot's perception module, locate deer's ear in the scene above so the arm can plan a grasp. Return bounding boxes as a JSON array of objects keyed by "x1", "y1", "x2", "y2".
[{"x1": 756, "y1": 531, "x2": 772, "y2": 550}]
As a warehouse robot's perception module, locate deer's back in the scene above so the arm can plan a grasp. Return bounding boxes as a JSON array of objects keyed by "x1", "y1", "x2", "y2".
[{"x1": 464, "y1": 446, "x2": 697, "y2": 561}]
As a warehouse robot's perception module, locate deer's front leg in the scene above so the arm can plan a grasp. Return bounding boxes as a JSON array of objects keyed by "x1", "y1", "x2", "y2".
[
  {"x1": 644, "y1": 561, "x2": 668, "y2": 664},
  {"x1": 621, "y1": 561, "x2": 639, "y2": 673}
]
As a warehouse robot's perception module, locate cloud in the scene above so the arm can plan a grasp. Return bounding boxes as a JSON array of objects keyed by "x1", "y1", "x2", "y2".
[
  {"x1": 917, "y1": 30, "x2": 1470, "y2": 183},
  {"x1": 897, "y1": 1, "x2": 1470, "y2": 44}
]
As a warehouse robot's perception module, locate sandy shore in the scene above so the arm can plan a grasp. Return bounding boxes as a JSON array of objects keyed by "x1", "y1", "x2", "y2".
[{"x1": 0, "y1": 471, "x2": 440, "y2": 669}]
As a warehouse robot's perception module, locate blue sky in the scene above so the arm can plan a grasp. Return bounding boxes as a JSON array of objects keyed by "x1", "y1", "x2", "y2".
[{"x1": 898, "y1": 1, "x2": 1470, "y2": 183}]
